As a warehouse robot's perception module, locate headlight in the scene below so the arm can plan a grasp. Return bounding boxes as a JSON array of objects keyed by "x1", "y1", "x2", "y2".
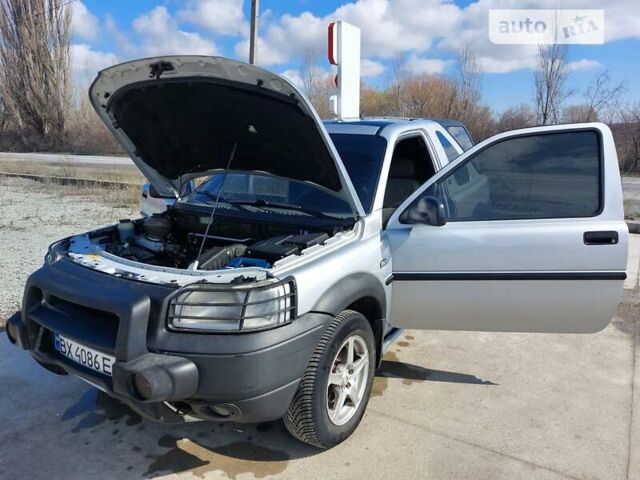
[{"x1": 167, "y1": 279, "x2": 296, "y2": 333}]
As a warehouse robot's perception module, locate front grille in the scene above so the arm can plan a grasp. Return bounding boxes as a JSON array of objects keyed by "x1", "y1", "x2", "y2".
[{"x1": 26, "y1": 288, "x2": 120, "y2": 353}]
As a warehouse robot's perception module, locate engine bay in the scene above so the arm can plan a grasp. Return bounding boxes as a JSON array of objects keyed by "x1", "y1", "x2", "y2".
[{"x1": 92, "y1": 210, "x2": 339, "y2": 271}]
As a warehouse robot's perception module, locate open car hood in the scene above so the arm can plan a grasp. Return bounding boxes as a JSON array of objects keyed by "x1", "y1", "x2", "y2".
[{"x1": 90, "y1": 56, "x2": 363, "y2": 216}]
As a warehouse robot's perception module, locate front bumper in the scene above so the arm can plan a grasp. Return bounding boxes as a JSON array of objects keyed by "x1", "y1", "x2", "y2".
[{"x1": 8, "y1": 258, "x2": 330, "y2": 423}]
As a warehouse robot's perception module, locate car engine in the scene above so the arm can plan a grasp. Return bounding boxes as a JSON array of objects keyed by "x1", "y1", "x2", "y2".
[{"x1": 99, "y1": 211, "x2": 332, "y2": 271}]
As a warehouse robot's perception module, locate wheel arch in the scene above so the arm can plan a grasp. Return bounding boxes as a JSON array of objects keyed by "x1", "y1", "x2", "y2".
[{"x1": 310, "y1": 272, "x2": 387, "y2": 366}]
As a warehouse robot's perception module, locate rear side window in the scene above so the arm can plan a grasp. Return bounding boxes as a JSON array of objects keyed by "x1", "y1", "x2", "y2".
[
  {"x1": 446, "y1": 126, "x2": 474, "y2": 151},
  {"x1": 436, "y1": 131, "x2": 460, "y2": 161},
  {"x1": 429, "y1": 131, "x2": 601, "y2": 221}
]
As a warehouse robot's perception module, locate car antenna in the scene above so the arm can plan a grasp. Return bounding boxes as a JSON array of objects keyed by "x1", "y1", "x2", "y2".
[{"x1": 191, "y1": 142, "x2": 238, "y2": 270}]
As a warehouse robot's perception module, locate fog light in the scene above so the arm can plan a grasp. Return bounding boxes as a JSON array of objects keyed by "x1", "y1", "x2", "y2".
[{"x1": 131, "y1": 373, "x2": 153, "y2": 400}]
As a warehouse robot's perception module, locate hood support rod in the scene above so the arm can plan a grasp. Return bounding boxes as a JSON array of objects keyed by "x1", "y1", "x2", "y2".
[{"x1": 191, "y1": 142, "x2": 238, "y2": 270}]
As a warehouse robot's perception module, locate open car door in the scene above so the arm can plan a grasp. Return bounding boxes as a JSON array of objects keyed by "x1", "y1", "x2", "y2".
[{"x1": 386, "y1": 123, "x2": 627, "y2": 333}]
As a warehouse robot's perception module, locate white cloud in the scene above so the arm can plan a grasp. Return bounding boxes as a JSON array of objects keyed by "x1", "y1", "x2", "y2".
[
  {"x1": 234, "y1": 34, "x2": 291, "y2": 65},
  {"x1": 236, "y1": 0, "x2": 462, "y2": 67},
  {"x1": 71, "y1": 44, "x2": 119, "y2": 81},
  {"x1": 133, "y1": 6, "x2": 219, "y2": 56},
  {"x1": 71, "y1": 1, "x2": 99, "y2": 41},
  {"x1": 178, "y1": 0, "x2": 248, "y2": 36},
  {"x1": 230, "y1": 0, "x2": 639, "y2": 74},
  {"x1": 361, "y1": 59, "x2": 384, "y2": 77},
  {"x1": 281, "y1": 69, "x2": 304, "y2": 88},
  {"x1": 405, "y1": 55, "x2": 452, "y2": 74},
  {"x1": 478, "y1": 55, "x2": 536, "y2": 73},
  {"x1": 567, "y1": 59, "x2": 603, "y2": 72},
  {"x1": 90, "y1": 0, "x2": 640, "y2": 80}
]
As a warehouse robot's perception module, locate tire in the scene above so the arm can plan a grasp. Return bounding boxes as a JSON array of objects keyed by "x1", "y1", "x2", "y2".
[{"x1": 283, "y1": 310, "x2": 376, "y2": 449}]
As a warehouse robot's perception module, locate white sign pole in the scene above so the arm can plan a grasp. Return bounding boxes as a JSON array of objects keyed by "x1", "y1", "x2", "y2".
[{"x1": 328, "y1": 21, "x2": 361, "y2": 119}]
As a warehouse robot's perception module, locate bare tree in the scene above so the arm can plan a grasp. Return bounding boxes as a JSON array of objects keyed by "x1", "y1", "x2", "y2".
[
  {"x1": 618, "y1": 103, "x2": 640, "y2": 174},
  {"x1": 387, "y1": 52, "x2": 408, "y2": 116},
  {"x1": 452, "y1": 46, "x2": 481, "y2": 119},
  {"x1": 562, "y1": 104, "x2": 594, "y2": 123},
  {"x1": 494, "y1": 104, "x2": 536, "y2": 133},
  {"x1": 0, "y1": 0, "x2": 71, "y2": 149},
  {"x1": 561, "y1": 71, "x2": 626, "y2": 124},
  {"x1": 534, "y1": 44, "x2": 572, "y2": 125},
  {"x1": 447, "y1": 46, "x2": 487, "y2": 137},
  {"x1": 299, "y1": 49, "x2": 336, "y2": 118},
  {"x1": 582, "y1": 70, "x2": 626, "y2": 123}
]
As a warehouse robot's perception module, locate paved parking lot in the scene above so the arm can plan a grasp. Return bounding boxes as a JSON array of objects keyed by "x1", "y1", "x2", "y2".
[{"x1": 1, "y1": 246, "x2": 638, "y2": 480}]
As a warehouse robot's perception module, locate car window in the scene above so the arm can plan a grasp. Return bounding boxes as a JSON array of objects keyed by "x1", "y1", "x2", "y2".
[
  {"x1": 436, "y1": 131, "x2": 460, "y2": 161},
  {"x1": 329, "y1": 133, "x2": 388, "y2": 213},
  {"x1": 446, "y1": 126, "x2": 474, "y2": 151},
  {"x1": 425, "y1": 130, "x2": 601, "y2": 221}
]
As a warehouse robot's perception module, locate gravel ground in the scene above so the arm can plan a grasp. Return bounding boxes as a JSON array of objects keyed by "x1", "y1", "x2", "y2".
[{"x1": 0, "y1": 177, "x2": 136, "y2": 324}]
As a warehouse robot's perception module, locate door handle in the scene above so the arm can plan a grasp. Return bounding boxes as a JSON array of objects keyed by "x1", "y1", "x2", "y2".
[{"x1": 583, "y1": 231, "x2": 618, "y2": 245}]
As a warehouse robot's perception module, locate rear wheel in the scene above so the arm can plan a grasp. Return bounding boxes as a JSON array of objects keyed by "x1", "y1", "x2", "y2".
[{"x1": 283, "y1": 310, "x2": 375, "y2": 448}]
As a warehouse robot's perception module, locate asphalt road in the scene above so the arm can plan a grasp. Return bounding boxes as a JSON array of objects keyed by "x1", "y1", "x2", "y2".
[{"x1": 0, "y1": 152, "x2": 131, "y2": 167}]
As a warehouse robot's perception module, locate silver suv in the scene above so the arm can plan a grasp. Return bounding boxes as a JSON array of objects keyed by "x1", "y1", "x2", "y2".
[{"x1": 6, "y1": 56, "x2": 628, "y2": 448}]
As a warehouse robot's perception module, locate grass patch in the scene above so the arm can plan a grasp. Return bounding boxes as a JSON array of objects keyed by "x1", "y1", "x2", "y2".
[
  {"x1": 0, "y1": 159, "x2": 144, "y2": 209},
  {"x1": 59, "y1": 182, "x2": 143, "y2": 209}
]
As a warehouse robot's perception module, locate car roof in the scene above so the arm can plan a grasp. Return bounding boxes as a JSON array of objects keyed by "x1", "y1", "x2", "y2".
[{"x1": 323, "y1": 117, "x2": 468, "y2": 136}]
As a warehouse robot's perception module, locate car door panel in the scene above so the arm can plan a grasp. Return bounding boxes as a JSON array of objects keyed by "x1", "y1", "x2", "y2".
[
  {"x1": 388, "y1": 219, "x2": 627, "y2": 333},
  {"x1": 386, "y1": 123, "x2": 627, "y2": 333}
]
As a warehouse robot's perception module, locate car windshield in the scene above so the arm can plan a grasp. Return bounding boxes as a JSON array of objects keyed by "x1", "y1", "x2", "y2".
[
  {"x1": 180, "y1": 172, "x2": 354, "y2": 218},
  {"x1": 329, "y1": 133, "x2": 387, "y2": 213}
]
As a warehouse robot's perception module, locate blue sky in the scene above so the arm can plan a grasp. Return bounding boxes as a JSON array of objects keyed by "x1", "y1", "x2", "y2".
[{"x1": 73, "y1": 1, "x2": 640, "y2": 113}]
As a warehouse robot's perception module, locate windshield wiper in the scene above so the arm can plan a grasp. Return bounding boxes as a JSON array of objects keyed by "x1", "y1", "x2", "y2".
[
  {"x1": 188, "y1": 191, "x2": 248, "y2": 210},
  {"x1": 228, "y1": 199, "x2": 335, "y2": 219}
]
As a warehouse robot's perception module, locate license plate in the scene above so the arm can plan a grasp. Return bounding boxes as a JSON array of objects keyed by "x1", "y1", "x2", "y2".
[{"x1": 54, "y1": 333, "x2": 115, "y2": 377}]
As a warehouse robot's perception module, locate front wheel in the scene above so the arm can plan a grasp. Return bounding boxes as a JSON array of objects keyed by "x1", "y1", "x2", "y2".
[{"x1": 283, "y1": 310, "x2": 375, "y2": 448}]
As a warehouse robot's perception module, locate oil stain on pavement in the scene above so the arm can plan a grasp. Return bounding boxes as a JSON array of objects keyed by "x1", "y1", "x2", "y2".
[
  {"x1": 613, "y1": 300, "x2": 640, "y2": 342},
  {"x1": 59, "y1": 388, "x2": 318, "y2": 479},
  {"x1": 57, "y1": 344, "x2": 494, "y2": 478},
  {"x1": 146, "y1": 436, "x2": 290, "y2": 478},
  {"x1": 63, "y1": 389, "x2": 142, "y2": 433}
]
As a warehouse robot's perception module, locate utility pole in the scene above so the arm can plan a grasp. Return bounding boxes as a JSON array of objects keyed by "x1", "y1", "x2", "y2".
[{"x1": 249, "y1": 0, "x2": 259, "y2": 64}]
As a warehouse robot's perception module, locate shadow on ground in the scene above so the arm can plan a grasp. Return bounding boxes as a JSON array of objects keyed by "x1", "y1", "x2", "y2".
[
  {"x1": 376, "y1": 360, "x2": 496, "y2": 385},
  {"x1": 59, "y1": 388, "x2": 320, "y2": 479}
]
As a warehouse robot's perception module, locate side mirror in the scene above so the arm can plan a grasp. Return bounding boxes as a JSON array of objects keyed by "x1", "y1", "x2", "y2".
[{"x1": 400, "y1": 196, "x2": 447, "y2": 226}]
